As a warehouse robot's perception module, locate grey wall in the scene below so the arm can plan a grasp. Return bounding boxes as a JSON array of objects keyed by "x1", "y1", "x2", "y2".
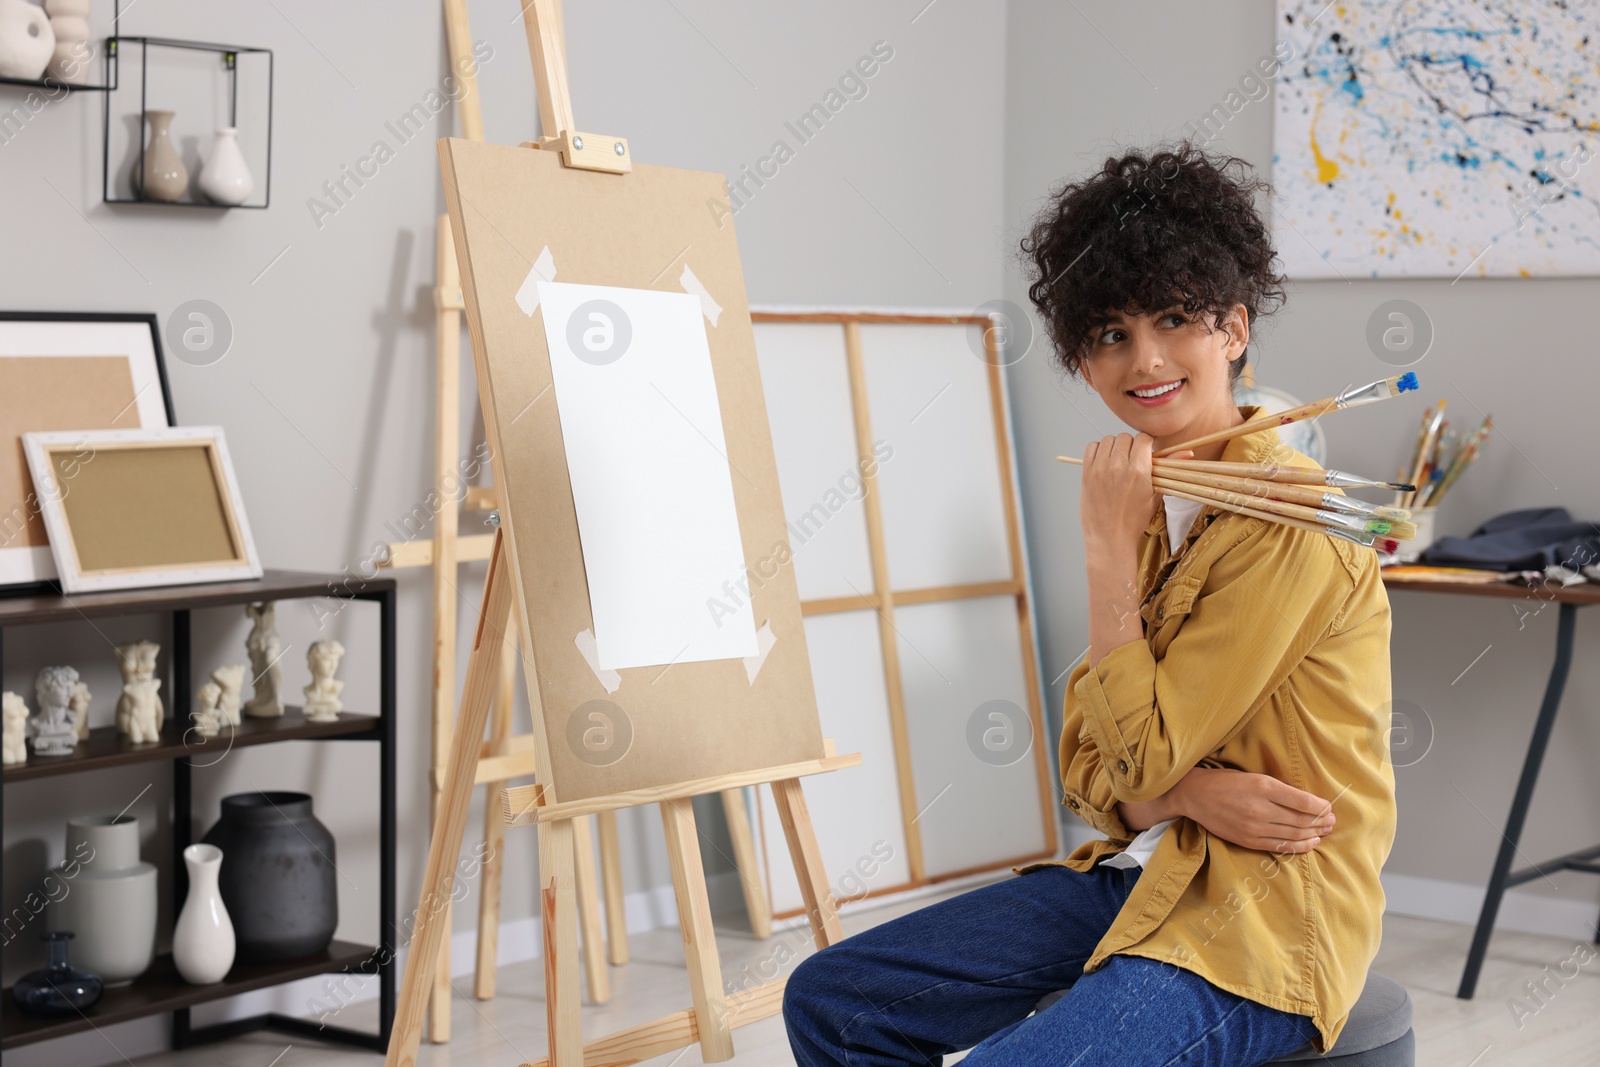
[
  {"x1": 1002, "y1": 0, "x2": 1600, "y2": 916},
  {"x1": 0, "y1": 0, "x2": 1009, "y2": 1059},
  {"x1": 4, "y1": 0, "x2": 1593, "y2": 1059}
]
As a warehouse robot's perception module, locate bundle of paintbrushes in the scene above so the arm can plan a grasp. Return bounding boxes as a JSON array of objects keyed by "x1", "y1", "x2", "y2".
[
  {"x1": 1394, "y1": 398, "x2": 1491, "y2": 509},
  {"x1": 1057, "y1": 373, "x2": 1423, "y2": 554}
]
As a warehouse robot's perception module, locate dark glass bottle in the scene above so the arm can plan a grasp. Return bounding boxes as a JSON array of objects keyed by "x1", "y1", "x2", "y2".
[{"x1": 13, "y1": 931, "x2": 104, "y2": 1018}]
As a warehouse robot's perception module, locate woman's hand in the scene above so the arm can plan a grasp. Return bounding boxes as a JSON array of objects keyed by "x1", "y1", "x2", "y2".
[
  {"x1": 1080, "y1": 433, "x2": 1159, "y2": 554},
  {"x1": 1170, "y1": 767, "x2": 1335, "y2": 854}
]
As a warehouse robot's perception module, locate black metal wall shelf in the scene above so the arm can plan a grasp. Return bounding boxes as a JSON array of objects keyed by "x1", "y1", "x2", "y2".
[{"x1": 101, "y1": 36, "x2": 273, "y2": 209}]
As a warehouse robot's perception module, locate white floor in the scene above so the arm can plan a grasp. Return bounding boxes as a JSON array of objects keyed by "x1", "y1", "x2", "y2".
[{"x1": 127, "y1": 884, "x2": 1598, "y2": 1067}]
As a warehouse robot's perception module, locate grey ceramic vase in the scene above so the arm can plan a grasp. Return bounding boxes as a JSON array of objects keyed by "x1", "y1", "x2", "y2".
[
  {"x1": 46, "y1": 814, "x2": 158, "y2": 986},
  {"x1": 136, "y1": 109, "x2": 187, "y2": 202},
  {"x1": 201, "y1": 792, "x2": 338, "y2": 963}
]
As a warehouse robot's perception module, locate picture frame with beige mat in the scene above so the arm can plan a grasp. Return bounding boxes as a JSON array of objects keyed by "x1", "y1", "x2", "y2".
[
  {"x1": 22, "y1": 425, "x2": 262, "y2": 594},
  {"x1": 0, "y1": 312, "x2": 176, "y2": 592}
]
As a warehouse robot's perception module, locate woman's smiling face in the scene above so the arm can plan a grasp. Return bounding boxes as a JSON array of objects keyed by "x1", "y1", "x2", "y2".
[{"x1": 1080, "y1": 303, "x2": 1248, "y2": 447}]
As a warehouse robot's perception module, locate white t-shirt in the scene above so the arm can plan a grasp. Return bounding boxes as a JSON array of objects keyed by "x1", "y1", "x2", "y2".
[{"x1": 1100, "y1": 495, "x2": 1203, "y2": 871}]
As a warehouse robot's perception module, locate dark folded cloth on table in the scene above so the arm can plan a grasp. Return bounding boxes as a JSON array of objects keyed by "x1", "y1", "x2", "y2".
[{"x1": 1422, "y1": 506, "x2": 1600, "y2": 571}]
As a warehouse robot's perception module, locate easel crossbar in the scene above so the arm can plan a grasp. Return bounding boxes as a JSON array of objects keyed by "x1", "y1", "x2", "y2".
[
  {"x1": 504, "y1": 753, "x2": 863, "y2": 826},
  {"x1": 514, "y1": 978, "x2": 787, "y2": 1067}
]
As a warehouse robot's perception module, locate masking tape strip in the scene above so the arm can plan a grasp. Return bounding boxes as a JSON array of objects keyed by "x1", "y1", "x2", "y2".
[
  {"x1": 679, "y1": 263, "x2": 723, "y2": 327},
  {"x1": 743, "y1": 620, "x2": 776, "y2": 686},
  {"x1": 574, "y1": 628, "x2": 621, "y2": 694},
  {"x1": 514, "y1": 246, "x2": 559, "y2": 315}
]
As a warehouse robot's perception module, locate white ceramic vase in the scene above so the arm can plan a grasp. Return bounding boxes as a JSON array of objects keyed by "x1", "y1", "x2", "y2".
[
  {"x1": 198, "y1": 126, "x2": 253, "y2": 206},
  {"x1": 47, "y1": 815, "x2": 158, "y2": 986},
  {"x1": 0, "y1": 0, "x2": 54, "y2": 80},
  {"x1": 172, "y1": 844, "x2": 234, "y2": 984}
]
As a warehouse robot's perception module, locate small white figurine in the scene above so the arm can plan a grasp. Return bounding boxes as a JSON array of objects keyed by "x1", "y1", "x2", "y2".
[
  {"x1": 120, "y1": 678, "x2": 163, "y2": 744},
  {"x1": 210, "y1": 664, "x2": 247, "y2": 727},
  {"x1": 3, "y1": 691, "x2": 29, "y2": 765},
  {"x1": 244, "y1": 601, "x2": 285, "y2": 718},
  {"x1": 190, "y1": 681, "x2": 223, "y2": 738},
  {"x1": 70, "y1": 679, "x2": 91, "y2": 741},
  {"x1": 302, "y1": 640, "x2": 346, "y2": 723},
  {"x1": 31, "y1": 666, "x2": 81, "y2": 755},
  {"x1": 114, "y1": 641, "x2": 164, "y2": 738}
]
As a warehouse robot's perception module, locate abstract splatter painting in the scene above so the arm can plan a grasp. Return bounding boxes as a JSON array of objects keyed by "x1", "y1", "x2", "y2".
[{"x1": 1274, "y1": 0, "x2": 1600, "y2": 278}]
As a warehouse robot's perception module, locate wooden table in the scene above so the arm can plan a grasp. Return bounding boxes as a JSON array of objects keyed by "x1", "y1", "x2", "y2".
[{"x1": 1381, "y1": 571, "x2": 1600, "y2": 999}]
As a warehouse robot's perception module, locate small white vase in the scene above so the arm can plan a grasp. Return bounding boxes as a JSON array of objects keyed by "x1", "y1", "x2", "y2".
[
  {"x1": 172, "y1": 844, "x2": 234, "y2": 984},
  {"x1": 198, "y1": 127, "x2": 253, "y2": 206},
  {"x1": 0, "y1": 0, "x2": 56, "y2": 81}
]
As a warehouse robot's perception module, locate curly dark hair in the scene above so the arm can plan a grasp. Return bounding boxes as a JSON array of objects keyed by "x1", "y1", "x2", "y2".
[{"x1": 1020, "y1": 142, "x2": 1286, "y2": 383}]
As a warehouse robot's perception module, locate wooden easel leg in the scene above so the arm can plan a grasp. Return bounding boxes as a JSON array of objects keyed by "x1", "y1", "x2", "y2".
[
  {"x1": 720, "y1": 787, "x2": 772, "y2": 939},
  {"x1": 596, "y1": 810, "x2": 629, "y2": 965},
  {"x1": 772, "y1": 778, "x2": 844, "y2": 948},
  {"x1": 385, "y1": 532, "x2": 513, "y2": 1067},
  {"x1": 660, "y1": 797, "x2": 735, "y2": 1062},
  {"x1": 571, "y1": 815, "x2": 610, "y2": 1002},
  {"x1": 540, "y1": 816, "x2": 584, "y2": 1067},
  {"x1": 429, "y1": 901, "x2": 452, "y2": 1040},
  {"x1": 427, "y1": 211, "x2": 464, "y2": 1043},
  {"x1": 474, "y1": 616, "x2": 518, "y2": 999}
]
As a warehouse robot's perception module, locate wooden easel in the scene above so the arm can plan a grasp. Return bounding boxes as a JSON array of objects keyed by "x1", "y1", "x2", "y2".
[
  {"x1": 377, "y1": 0, "x2": 616, "y2": 1040},
  {"x1": 383, "y1": 0, "x2": 776, "y2": 1038},
  {"x1": 383, "y1": 4, "x2": 859, "y2": 1064}
]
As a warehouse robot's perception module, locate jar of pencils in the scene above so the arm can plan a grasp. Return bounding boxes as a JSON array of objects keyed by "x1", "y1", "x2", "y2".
[{"x1": 1397, "y1": 506, "x2": 1439, "y2": 563}]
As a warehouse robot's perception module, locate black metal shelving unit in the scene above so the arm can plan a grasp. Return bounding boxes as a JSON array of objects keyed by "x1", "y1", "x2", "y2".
[
  {"x1": 101, "y1": 35, "x2": 273, "y2": 209},
  {"x1": 0, "y1": 571, "x2": 395, "y2": 1053}
]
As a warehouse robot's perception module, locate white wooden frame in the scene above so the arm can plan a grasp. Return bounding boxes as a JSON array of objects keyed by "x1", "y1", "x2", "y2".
[
  {"x1": 0, "y1": 314, "x2": 173, "y2": 588},
  {"x1": 23, "y1": 425, "x2": 263, "y2": 593}
]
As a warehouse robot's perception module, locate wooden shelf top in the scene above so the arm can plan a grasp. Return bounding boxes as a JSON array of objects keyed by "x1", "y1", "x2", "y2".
[
  {"x1": 1382, "y1": 570, "x2": 1600, "y2": 606},
  {"x1": 1, "y1": 940, "x2": 377, "y2": 1049},
  {"x1": 0, "y1": 569, "x2": 394, "y2": 625},
  {"x1": 2, "y1": 708, "x2": 379, "y2": 783}
]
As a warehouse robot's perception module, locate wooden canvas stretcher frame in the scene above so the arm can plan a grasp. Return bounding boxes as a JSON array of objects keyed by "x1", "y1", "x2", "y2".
[
  {"x1": 746, "y1": 312, "x2": 1058, "y2": 920},
  {"x1": 383, "y1": 3, "x2": 859, "y2": 1064}
]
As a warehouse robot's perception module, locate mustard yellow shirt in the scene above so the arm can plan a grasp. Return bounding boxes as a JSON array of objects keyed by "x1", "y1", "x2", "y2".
[{"x1": 1016, "y1": 407, "x2": 1397, "y2": 1054}]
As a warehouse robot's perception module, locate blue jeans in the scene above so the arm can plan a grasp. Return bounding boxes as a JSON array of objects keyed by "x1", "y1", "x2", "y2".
[{"x1": 783, "y1": 861, "x2": 1319, "y2": 1066}]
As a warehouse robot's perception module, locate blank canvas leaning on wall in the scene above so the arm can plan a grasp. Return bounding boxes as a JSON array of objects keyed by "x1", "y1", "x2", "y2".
[{"x1": 747, "y1": 313, "x2": 1055, "y2": 919}]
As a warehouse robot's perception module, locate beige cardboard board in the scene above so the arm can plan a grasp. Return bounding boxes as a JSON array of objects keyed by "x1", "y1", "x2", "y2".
[
  {"x1": 0, "y1": 355, "x2": 139, "y2": 548},
  {"x1": 53, "y1": 442, "x2": 241, "y2": 572},
  {"x1": 439, "y1": 138, "x2": 823, "y2": 803}
]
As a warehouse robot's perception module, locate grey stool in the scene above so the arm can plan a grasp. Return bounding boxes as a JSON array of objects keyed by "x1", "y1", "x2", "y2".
[
  {"x1": 1266, "y1": 971, "x2": 1413, "y2": 1065},
  {"x1": 1030, "y1": 970, "x2": 1414, "y2": 1065}
]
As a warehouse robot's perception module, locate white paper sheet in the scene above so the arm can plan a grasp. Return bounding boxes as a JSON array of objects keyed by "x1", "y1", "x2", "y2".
[{"x1": 536, "y1": 280, "x2": 758, "y2": 671}]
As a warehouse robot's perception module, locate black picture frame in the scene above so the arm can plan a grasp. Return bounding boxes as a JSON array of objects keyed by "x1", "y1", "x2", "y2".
[{"x1": 0, "y1": 312, "x2": 177, "y2": 595}]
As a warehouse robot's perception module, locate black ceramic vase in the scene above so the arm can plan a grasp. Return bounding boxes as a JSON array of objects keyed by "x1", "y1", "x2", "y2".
[
  {"x1": 201, "y1": 792, "x2": 338, "y2": 963},
  {"x1": 13, "y1": 932, "x2": 103, "y2": 1018}
]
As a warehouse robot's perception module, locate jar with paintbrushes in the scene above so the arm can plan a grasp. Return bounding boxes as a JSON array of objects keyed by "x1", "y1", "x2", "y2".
[{"x1": 1393, "y1": 399, "x2": 1493, "y2": 562}]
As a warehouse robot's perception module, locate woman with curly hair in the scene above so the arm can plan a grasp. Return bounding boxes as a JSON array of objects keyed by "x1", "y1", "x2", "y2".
[{"x1": 783, "y1": 143, "x2": 1396, "y2": 1066}]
